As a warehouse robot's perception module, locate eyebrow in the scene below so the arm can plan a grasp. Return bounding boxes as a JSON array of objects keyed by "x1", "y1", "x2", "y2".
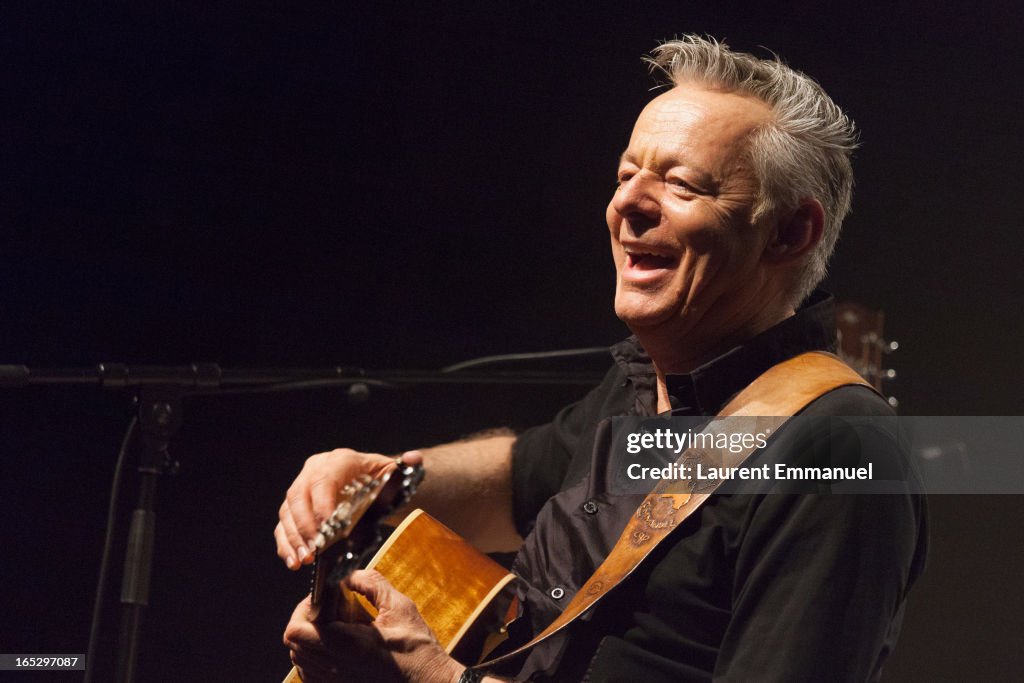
[{"x1": 617, "y1": 150, "x2": 718, "y2": 190}]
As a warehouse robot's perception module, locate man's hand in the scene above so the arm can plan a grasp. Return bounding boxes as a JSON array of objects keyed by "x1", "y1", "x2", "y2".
[
  {"x1": 275, "y1": 449, "x2": 422, "y2": 569},
  {"x1": 283, "y1": 569, "x2": 464, "y2": 683}
]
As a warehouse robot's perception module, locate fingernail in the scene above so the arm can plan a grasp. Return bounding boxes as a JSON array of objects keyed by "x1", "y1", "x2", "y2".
[
  {"x1": 297, "y1": 547, "x2": 308, "y2": 562},
  {"x1": 286, "y1": 555, "x2": 297, "y2": 569}
]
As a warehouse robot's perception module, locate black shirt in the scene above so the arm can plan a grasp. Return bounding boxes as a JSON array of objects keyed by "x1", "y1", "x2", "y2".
[{"x1": 506, "y1": 292, "x2": 927, "y2": 682}]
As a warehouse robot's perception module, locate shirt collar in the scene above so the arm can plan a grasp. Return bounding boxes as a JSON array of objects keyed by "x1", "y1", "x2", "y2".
[{"x1": 610, "y1": 290, "x2": 838, "y2": 416}]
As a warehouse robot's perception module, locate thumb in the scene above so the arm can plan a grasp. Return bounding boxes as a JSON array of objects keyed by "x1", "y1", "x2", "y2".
[
  {"x1": 345, "y1": 569, "x2": 396, "y2": 611},
  {"x1": 399, "y1": 450, "x2": 423, "y2": 467}
]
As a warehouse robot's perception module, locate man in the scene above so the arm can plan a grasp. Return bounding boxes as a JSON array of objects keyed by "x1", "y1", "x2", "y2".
[{"x1": 277, "y1": 36, "x2": 926, "y2": 682}]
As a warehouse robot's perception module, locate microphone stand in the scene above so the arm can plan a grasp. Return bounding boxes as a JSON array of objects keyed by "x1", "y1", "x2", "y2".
[
  {"x1": 0, "y1": 361, "x2": 604, "y2": 683},
  {"x1": 116, "y1": 384, "x2": 180, "y2": 683}
]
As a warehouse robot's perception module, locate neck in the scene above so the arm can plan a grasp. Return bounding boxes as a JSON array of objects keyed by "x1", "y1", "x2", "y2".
[{"x1": 642, "y1": 300, "x2": 796, "y2": 414}]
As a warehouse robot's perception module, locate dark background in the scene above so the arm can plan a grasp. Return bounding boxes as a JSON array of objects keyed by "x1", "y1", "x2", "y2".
[{"x1": 1, "y1": 2, "x2": 1022, "y2": 680}]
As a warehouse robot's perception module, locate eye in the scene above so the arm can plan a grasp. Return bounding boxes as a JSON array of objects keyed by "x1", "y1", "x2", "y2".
[
  {"x1": 668, "y1": 177, "x2": 700, "y2": 196},
  {"x1": 616, "y1": 170, "x2": 634, "y2": 187}
]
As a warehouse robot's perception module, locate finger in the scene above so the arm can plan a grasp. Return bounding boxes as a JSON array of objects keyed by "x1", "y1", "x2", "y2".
[
  {"x1": 289, "y1": 647, "x2": 339, "y2": 679},
  {"x1": 289, "y1": 623, "x2": 383, "y2": 681},
  {"x1": 293, "y1": 450, "x2": 367, "y2": 551},
  {"x1": 318, "y1": 620, "x2": 383, "y2": 652},
  {"x1": 284, "y1": 595, "x2": 378, "y2": 645},
  {"x1": 308, "y1": 473, "x2": 340, "y2": 537},
  {"x1": 286, "y1": 480, "x2": 320, "y2": 554},
  {"x1": 274, "y1": 521, "x2": 299, "y2": 570},
  {"x1": 283, "y1": 596, "x2": 319, "y2": 650},
  {"x1": 285, "y1": 601, "x2": 382, "y2": 680},
  {"x1": 279, "y1": 499, "x2": 311, "y2": 564}
]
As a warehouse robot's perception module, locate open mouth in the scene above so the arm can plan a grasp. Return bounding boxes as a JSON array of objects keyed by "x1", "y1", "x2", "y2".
[{"x1": 626, "y1": 251, "x2": 677, "y2": 270}]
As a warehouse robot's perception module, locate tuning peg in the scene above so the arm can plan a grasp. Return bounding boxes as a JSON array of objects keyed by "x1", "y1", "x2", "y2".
[
  {"x1": 347, "y1": 382, "x2": 370, "y2": 405},
  {"x1": 331, "y1": 502, "x2": 351, "y2": 522},
  {"x1": 883, "y1": 368, "x2": 896, "y2": 380},
  {"x1": 884, "y1": 340, "x2": 899, "y2": 353},
  {"x1": 887, "y1": 396, "x2": 899, "y2": 408}
]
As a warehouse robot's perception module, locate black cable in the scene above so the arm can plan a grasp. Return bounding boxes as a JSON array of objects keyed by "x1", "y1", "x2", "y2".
[
  {"x1": 440, "y1": 346, "x2": 609, "y2": 373},
  {"x1": 84, "y1": 413, "x2": 137, "y2": 683},
  {"x1": 188, "y1": 350, "x2": 618, "y2": 397},
  {"x1": 189, "y1": 377, "x2": 397, "y2": 397}
]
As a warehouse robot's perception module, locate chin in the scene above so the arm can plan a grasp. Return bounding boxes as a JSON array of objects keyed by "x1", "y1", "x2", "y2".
[{"x1": 614, "y1": 293, "x2": 675, "y2": 330}]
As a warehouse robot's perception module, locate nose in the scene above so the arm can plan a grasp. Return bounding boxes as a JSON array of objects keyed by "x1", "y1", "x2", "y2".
[{"x1": 611, "y1": 173, "x2": 660, "y2": 232}]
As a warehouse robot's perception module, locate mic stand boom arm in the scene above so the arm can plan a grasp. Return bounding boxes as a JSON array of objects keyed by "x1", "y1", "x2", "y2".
[{"x1": 0, "y1": 360, "x2": 604, "y2": 683}]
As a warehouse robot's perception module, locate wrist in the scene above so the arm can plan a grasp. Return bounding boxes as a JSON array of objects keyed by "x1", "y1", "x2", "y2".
[{"x1": 423, "y1": 652, "x2": 466, "y2": 683}]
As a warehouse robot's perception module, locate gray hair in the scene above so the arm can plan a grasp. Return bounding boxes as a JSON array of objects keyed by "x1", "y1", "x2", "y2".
[{"x1": 645, "y1": 35, "x2": 858, "y2": 304}]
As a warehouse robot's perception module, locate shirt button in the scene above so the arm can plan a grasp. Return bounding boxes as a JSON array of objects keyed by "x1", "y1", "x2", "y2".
[
  {"x1": 582, "y1": 500, "x2": 598, "y2": 515},
  {"x1": 550, "y1": 587, "x2": 565, "y2": 600}
]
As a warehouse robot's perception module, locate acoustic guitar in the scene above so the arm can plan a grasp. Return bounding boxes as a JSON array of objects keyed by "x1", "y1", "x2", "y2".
[
  {"x1": 283, "y1": 463, "x2": 516, "y2": 683},
  {"x1": 283, "y1": 306, "x2": 894, "y2": 681}
]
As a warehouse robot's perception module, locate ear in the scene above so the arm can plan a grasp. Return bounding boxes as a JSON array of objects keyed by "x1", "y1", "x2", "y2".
[{"x1": 763, "y1": 198, "x2": 825, "y2": 264}]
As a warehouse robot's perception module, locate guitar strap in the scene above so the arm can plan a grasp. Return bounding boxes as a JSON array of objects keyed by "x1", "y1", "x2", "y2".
[{"x1": 479, "y1": 351, "x2": 875, "y2": 670}]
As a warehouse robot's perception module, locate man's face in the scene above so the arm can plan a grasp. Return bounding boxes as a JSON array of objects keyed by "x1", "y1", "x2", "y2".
[{"x1": 608, "y1": 84, "x2": 774, "y2": 339}]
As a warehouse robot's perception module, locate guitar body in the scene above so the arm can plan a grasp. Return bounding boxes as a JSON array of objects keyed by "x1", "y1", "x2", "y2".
[{"x1": 284, "y1": 510, "x2": 516, "y2": 682}]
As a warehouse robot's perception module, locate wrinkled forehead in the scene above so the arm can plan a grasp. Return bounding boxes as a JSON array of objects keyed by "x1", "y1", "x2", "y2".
[{"x1": 625, "y1": 85, "x2": 772, "y2": 173}]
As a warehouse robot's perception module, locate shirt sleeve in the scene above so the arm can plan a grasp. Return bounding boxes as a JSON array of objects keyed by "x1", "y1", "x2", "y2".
[
  {"x1": 717, "y1": 392, "x2": 927, "y2": 681},
  {"x1": 713, "y1": 490, "x2": 926, "y2": 682}
]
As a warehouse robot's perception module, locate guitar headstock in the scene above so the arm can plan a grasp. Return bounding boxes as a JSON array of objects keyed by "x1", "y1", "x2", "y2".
[
  {"x1": 835, "y1": 301, "x2": 899, "y2": 408},
  {"x1": 306, "y1": 460, "x2": 424, "y2": 622}
]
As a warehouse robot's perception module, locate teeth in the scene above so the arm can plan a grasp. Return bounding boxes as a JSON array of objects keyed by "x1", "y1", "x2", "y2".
[
  {"x1": 624, "y1": 247, "x2": 676, "y2": 269},
  {"x1": 625, "y1": 247, "x2": 665, "y2": 258}
]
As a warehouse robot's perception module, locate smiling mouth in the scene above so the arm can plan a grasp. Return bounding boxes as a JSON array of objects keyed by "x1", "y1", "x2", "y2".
[{"x1": 625, "y1": 250, "x2": 677, "y2": 270}]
